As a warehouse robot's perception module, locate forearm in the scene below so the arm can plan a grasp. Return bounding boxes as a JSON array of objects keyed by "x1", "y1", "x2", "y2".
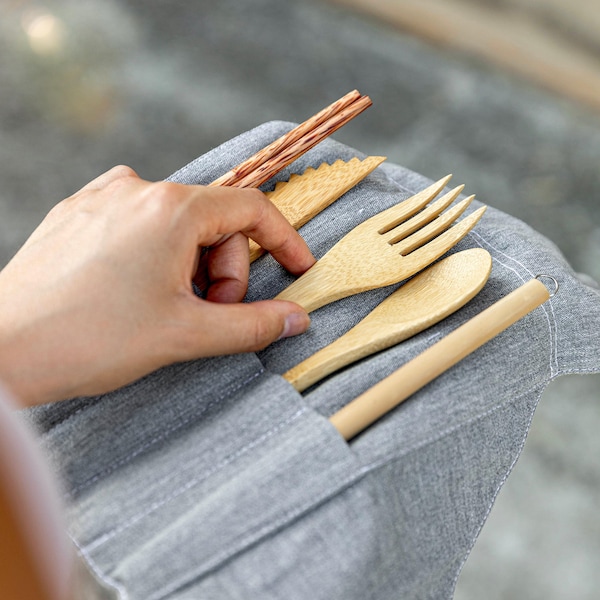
[{"x1": 0, "y1": 312, "x2": 76, "y2": 408}]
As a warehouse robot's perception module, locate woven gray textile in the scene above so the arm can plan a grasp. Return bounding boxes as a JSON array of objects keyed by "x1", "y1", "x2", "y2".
[{"x1": 24, "y1": 122, "x2": 600, "y2": 599}]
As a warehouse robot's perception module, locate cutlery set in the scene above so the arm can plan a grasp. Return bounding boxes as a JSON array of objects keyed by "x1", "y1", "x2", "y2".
[
  {"x1": 211, "y1": 91, "x2": 556, "y2": 440},
  {"x1": 283, "y1": 248, "x2": 492, "y2": 393}
]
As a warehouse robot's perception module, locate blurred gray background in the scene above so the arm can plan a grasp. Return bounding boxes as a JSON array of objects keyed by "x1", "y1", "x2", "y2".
[{"x1": 1, "y1": 0, "x2": 599, "y2": 598}]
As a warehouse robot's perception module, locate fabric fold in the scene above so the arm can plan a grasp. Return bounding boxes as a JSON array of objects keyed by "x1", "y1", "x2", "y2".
[{"x1": 23, "y1": 121, "x2": 600, "y2": 599}]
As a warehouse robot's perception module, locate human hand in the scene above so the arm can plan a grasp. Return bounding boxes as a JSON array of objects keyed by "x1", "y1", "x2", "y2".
[{"x1": 0, "y1": 166, "x2": 316, "y2": 406}]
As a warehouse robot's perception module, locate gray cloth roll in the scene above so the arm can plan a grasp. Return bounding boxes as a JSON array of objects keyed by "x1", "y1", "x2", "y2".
[{"x1": 25, "y1": 122, "x2": 600, "y2": 599}]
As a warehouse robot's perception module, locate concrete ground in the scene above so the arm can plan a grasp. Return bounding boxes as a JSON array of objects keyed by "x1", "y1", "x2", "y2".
[{"x1": 1, "y1": 0, "x2": 599, "y2": 597}]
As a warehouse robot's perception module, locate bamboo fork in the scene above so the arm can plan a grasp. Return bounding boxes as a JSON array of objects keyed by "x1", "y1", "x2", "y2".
[
  {"x1": 283, "y1": 248, "x2": 492, "y2": 391},
  {"x1": 249, "y1": 156, "x2": 386, "y2": 262},
  {"x1": 210, "y1": 90, "x2": 372, "y2": 189},
  {"x1": 330, "y1": 276, "x2": 556, "y2": 441},
  {"x1": 274, "y1": 175, "x2": 487, "y2": 312}
]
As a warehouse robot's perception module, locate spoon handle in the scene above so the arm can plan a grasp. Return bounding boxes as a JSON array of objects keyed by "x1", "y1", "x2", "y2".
[
  {"x1": 329, "y1": 277, "x2": 552, "y2": 441},
  {"x1": 284, "y1": 324, "x2": 387, "y2": 392}
]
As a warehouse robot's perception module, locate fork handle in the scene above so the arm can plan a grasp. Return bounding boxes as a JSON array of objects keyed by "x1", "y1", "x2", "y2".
[
  {"x1": 274, "y1": 260, "x2": 346, "y2": 313},
  {"x1": 329, "y1": 278, "x2": 551, "y2": 441}
]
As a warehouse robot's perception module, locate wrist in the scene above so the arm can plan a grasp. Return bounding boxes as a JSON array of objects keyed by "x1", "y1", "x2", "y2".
[{"x1": 0, "y1": 318, "x2": 72, "y2": 407}]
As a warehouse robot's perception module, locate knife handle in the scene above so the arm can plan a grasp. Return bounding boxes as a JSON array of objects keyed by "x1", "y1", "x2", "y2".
[{"x1": 329, "y1": 277, "x2": 553, "y2": 441}]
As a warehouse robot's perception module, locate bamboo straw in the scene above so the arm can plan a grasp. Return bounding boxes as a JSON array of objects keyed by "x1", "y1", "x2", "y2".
[
  {"x1": 209, "y1": 91, "x2": 372, "y2": 189},
  {"x1": 329, "y1": 277, "x2": 554, "y2": 441}
]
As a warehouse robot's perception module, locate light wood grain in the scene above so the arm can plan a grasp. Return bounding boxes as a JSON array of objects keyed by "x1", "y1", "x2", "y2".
[
  {"x1": 329, "y1": 0, "x2": 600, "y2": 112},
  {"x1": 330, "y1": 277, "x2": 551, "y2": 441},
  {"x1": 275, "y1": 175, "x2": 487, "y2": 312},
  {"x1": 249, "y1": 156, "x2": 386, "y2": 262},
  {"x1": 284, "y1": 248, "x2": 491, "y2": 391}
]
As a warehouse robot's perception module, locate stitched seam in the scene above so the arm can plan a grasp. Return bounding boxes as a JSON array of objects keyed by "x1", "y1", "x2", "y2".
[
  {"x1": 72, "y1": 368, "x2": 265, "y2": 495},
  {"x1": 362, "y1": 380, "x2": 547, "y2": 472},
  {"x1": 152, "y1": 371, "x2": 599, "y2": 599},
  {"x1": 69, "y1": 534, "x2": 129, "y2": 600},
  {"x1": 146, "y1": 464, "x2": 373, "y2": 600},
  {"x1": 469, "y1": 230, "x2": 558, "y2": 377},
  {"x1": 141, "y1": 384, "x2": 544, "y2": 598},
  {"x1": 552, "y1": 367, "x2": 600, "y2": 376},
  {"x1": 349, "y1": 231, "x2": 559, "y2": 469},
  {"x1": 447, "y1": 377, "x2": 551, "y2": 598},
  {"x1": 45, "y1": 402, "x2": 91, "y2": 431},
  {"x1": 83, "y1": 407, "x2": 308, "y2": 554},
  {"x1": 48, "y1": 363, "x2": 192, "y2": 431}
]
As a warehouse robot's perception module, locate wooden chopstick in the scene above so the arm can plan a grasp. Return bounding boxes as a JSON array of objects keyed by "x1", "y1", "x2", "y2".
[
  {"x1": 329, "y1": 277, "x2": 555, "y2": 441},
  {"x1": 209, "y1": 91, "x2": 372, "y2": 189}
]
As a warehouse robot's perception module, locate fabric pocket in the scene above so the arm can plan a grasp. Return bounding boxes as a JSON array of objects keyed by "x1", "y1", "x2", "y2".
[{"x1": 62, "y1": 353, "x2": 369, "y2": 600}]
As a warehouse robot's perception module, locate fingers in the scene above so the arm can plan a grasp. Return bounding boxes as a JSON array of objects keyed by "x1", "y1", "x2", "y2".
[
  {"x1": 175, "y1": 298, "x2": 310, "y2": 357},
  {"x1": 76, "y1": 165, "x2": 139, "y2": 193},
  {"x1": 205, "y1": 232, "x2": 249, "y2": 303},
  {"x1": 74, "y1": 174, "x2": 315, "y2": 278},
  {"x1": 187, "y1": 186, "x2": 316, "y2": 276}
]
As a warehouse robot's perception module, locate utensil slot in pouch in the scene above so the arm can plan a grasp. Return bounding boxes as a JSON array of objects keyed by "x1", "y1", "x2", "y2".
[{"x1": 53, "y1": 351, "x2": 378, "y2": 599}]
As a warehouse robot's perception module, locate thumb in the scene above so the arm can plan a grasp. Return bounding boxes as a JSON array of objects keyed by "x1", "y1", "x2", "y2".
[{"x1": 179, "y1": 299, "x2": 311, "y2": 357}]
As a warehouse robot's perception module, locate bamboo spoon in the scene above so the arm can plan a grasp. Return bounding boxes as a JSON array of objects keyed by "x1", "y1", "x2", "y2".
[
  {"x1": 330, "y1": 275, "x2": 556, "y2": 441},
  {"x1": 283, "y1": 248, "x2": 492, "y2": 391}
]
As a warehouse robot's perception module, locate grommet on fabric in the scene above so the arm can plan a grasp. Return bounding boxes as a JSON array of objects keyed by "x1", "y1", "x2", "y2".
[{"x1": 535, "y1": 274, "x2": 559, "y2": 297}]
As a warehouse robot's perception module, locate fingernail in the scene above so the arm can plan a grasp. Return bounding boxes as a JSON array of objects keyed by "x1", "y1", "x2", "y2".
[{"x1": 278, "y1": 312, "x2": 310, "y2": 340}]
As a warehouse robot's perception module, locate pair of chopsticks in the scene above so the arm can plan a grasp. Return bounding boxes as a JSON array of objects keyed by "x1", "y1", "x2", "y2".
[{"x1": 209, "y1": 90, "x2": 372, "y2": 189}]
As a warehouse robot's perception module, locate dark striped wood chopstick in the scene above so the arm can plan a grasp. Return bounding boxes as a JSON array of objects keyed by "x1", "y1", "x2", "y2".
[{"x1": 209, "y1": 90, "x2": 372, "y2": 189}]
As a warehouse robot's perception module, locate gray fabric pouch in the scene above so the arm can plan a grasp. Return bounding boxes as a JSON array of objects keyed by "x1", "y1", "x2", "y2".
[{"x1": 25, "y1": 122, "x2": 600, "y2": 599}]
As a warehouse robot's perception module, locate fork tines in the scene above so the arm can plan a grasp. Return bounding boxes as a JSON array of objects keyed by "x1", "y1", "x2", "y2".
[
  {"x1": 274, "y1": 174, "x2": 487, "y2": 313},
  {"x1": 388, "y1": 191, "x2": 475, "y2": 255},
  {"x1": 209, "y1": 90, "x2": 372, "y2": 189},
  {"x1": 374, "y1": 175, "x2": 482, "y2": 256}
]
